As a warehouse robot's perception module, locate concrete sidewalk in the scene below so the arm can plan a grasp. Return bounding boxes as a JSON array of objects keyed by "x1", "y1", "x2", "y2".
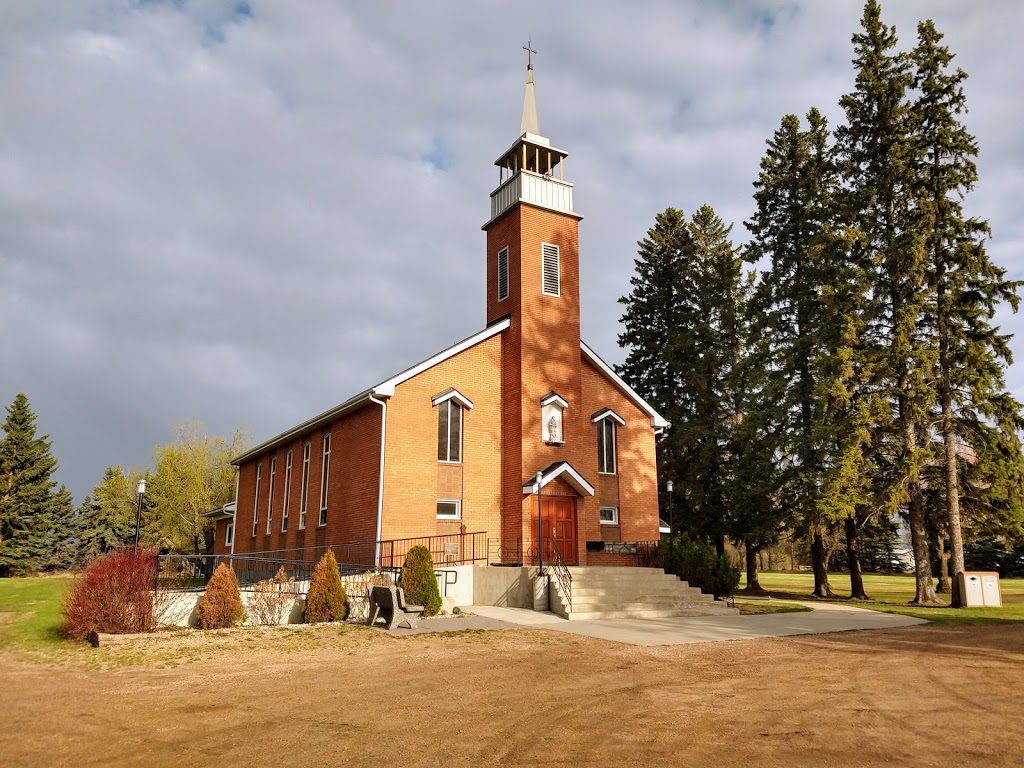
[{"x1": 458, "y1": 601, "x2": 926, "y2": 646}]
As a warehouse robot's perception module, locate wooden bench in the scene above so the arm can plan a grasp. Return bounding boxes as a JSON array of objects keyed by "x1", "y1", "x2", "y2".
[{"x1": 366, "y1": 584, "x2": 424, "y2": 630}]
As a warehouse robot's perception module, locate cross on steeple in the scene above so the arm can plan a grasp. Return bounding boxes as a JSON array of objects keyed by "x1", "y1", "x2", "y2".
[{"x1": 523, "y1": 40, "x2": 537, "y2": 70}]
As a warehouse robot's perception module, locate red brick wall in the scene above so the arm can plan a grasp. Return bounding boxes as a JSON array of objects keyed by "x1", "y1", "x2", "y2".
[
  {"x1": 380, "y1": 334, "x2": 504, "y2": 547},
  {"x1": 231, "y1": 405, "x2": 383, "y2": 557}
]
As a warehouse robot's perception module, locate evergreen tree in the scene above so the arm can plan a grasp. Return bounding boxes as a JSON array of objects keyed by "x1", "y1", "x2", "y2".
[
  {"x1": 835, "y1": 1, "x2": 940, "y2": 604},
  {"x1": 618, "y1": 206, "x2": 744, "y2": 552},
  {"x1": 0, "y1": 393, "x2": 60, "y2": 575},
  {"x1": 46, "y1": 484, "x2": 78, "y2": 571},
  {"x1": 744, "y1": 108, "x2": 849, "y2": 597},
  {"x1": 75, "y1": 467, "x2": 138, "y2": 564},
  {"x1": 909, "y1": 19, "x2": 1024, "y2": 605}
]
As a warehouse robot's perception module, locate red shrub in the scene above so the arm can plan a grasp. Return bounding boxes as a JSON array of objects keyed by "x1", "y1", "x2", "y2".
[{"x1": 61, "y1": 547, "x2": 160, "y2": 640}]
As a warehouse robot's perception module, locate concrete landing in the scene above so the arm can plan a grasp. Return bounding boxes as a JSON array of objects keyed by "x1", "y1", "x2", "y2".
[{"x1": 464, "y1": 601, "x2": 926, "y2": 646}]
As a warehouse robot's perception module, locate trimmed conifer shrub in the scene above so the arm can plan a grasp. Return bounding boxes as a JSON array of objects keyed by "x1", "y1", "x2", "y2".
[
  {"x1": 196, "y1": 562, "x2": 246, "y2": 629},
  {"x1": 61, "y1": 547, "x2": 160, "y2": 640},
  {"x1": 399, "y1": 545, "x2": 442, "y2": 617},
  {"x1": 303, "y1": 550, "x2": 349, "y2": 623}
]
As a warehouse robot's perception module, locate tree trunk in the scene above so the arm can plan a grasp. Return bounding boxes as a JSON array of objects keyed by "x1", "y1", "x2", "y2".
[
  {"x1": 811, "y1": 531, "x2": 835, "y2": 598},
  {"x1": 744, "y1": 542, "x2": 764, "y2": 592},
  {"x1": 907, "y1": 484, "x2": 939, "y2": 605},
  {"x1": 844, "y1": 516, "x2": 869, "y2": 600},
  {"x1": 935, "y1": 537, "x2": 951, "y2": 594}
]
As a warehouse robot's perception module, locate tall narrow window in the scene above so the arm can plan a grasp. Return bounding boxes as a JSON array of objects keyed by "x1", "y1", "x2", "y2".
[
  {"x1": 598, "y1": 419, "x2": 616, "y2": 475},
  {"x1": 266, "y1": 456, "x2": 276, "y2": 535},
  {"x1": 252, "y1": 462, "x2": 262, "y2": 537},
  {"x1": 497, "y1": 246, "x2": 509, "y2": 302},
  {"x1": 281, "y1": 449, "x2": 292, "y2": 532},
  {"x1": 225, "y1": 522, "x2": 234, "y2": 547},
  {"x1": 299, "y1": 441, "x2": 311, "y2": 530},
  {"x1": 541, "y1": 242, "x2": 560, "y2": 296},
  {"x1": 437, "y1": 400, "x2": 462, "y2": 463},
  {"x1": 319, "y1": 434, "x2": 331, "y2": 526}
]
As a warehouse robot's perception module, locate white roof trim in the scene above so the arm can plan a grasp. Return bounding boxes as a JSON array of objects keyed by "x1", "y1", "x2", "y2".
[
  {"x1": 521, "y1": 462, "x2": 595, "y2": 497},
  {"x1": 580, "y1": 341, "x2": 670, "y2": 429},
  {"x1": 540, "y1": 392, "x2": 568, "y2": 409},
  {"x1": 591, "y1": 408, "x2": 625, "y2": 426},
  {"x1": 432, "y1": 388, "x2": 475, "y2": 410},
  {"x1": 233, "y1": 318, "x2": 510, "y2": 465},
  {"x1": 379, "y1": 318, "x2": 510, "y2": 392},
  {"x1": 202, "y1": 501, "x2": 236, "y2": 521},
  {"x1": 659, "y1": 519, "x2": 671, "y2": 534}
]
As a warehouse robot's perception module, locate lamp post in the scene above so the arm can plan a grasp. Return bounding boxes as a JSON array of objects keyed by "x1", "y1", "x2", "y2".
[
  {"x1": 666, "y1": 480, "x2": 674, "y2": 559},
  {"x1": 133, "y1": 478, "x2": 146, "y2": 548},
  {"x1": 536, "y1": 470, "x2": 544, "y2": 575}
]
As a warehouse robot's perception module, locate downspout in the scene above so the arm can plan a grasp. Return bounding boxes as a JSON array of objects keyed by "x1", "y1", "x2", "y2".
[
  {"x1": 369, "y1": 393, "x2": 388, "y2": 566},
  {"x1": 231, "y1": 469, "x2": 239, "y2": 556}
]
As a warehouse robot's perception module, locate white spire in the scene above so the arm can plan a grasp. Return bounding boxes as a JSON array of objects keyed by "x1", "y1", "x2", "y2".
[{"x1": 520, "y1": 54, "x2": 540, "y2": 136}]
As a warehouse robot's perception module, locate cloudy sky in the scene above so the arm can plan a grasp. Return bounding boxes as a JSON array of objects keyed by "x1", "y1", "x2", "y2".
[{"x1": 2, "y1": 0, "x2": 1022, "y2": 503}]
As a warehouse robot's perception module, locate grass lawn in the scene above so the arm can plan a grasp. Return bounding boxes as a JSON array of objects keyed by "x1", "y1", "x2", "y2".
[
  {"x1": 741, "y1": 570, "x2": 1024, "y2": 624},
  {"x1": 0, "y1": 575, "x2": 71, "y2": 651}
]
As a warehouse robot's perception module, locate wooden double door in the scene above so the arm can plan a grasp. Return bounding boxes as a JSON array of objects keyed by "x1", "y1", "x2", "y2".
[{"x1": 538, "y1": 496, "x2": 578, "y2": 566}]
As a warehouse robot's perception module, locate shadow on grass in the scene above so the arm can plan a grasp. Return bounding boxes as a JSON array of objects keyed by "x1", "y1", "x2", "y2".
[{"x1": 762, "y1": 589, "x2": 1023, "y2": 626}]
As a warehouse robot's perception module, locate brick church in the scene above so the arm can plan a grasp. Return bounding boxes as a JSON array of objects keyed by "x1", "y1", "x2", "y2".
[{"x1": 212, "y1": 61, "x2": 668, "y2": 569}]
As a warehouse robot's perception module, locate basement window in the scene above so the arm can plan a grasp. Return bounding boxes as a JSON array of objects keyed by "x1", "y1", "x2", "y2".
[
  {"x1": 599, "y1": 507, "x2": 619, "y2": 525},
  {"x1": 437, "y1": 500, "x2": 461, "y2": 520}
]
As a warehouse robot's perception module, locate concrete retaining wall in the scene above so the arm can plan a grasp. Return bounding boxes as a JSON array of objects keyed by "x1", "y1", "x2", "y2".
[{"x1": 473, "y1": 566, "x2": 539, "y2": 608}]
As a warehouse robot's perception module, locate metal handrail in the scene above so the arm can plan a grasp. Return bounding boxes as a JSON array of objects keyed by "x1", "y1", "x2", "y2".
[{"x1": 547, "y1": 537, "x2": 572, "y2": 613}]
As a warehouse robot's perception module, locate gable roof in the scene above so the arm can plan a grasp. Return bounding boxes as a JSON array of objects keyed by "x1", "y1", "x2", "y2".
[
  {"x1": 580, "y1": 341, "x2": 669, "y2": 430},
  {"x1": 231, "y1": 317, "x2": 510, "y2": 465},
  {"x1": 521, "y1": 461, "x2": 595, "y2": 497}
]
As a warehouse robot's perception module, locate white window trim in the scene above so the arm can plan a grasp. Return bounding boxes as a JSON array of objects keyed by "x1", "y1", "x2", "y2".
[
  {"x1": 497, "y1": 246, "x2": 509, "y2": 302},
  {"x1": 225, "y1": 522, "x2": 234, "y2": 546},
  {"x1": 599, "y1": 506, "x2": 619, "y2": 525},
  {"x1": 281, "y1": 449, "x2": 292, "y2": 532},
  {"x1": 252, "y1": 462, "x2": 262, "y2": 537},
  {"x1": 431, "y1": 388, "x2": 475, "y2": 410},
  {"x1": 437, "y1": 499, "x2": 462, "y2": 520},
  {"x1": 266, "y1": 456, "x2": 276, "y2": 535},
  {"x1": 438, "y1": 399, "x2": 463, "y2": 464},
  {"x1": 598, "y1": 419, "x2": 617, "y2": 476},
  {"x1": 319, "y1": 433, "x2": 331, "y2": 527},
  {"x1": 299, "y1": 441, "x2": 310, "y2": 530},
  {"x1": 541, "y1": 242, "x2": 560, "y2": 297}
]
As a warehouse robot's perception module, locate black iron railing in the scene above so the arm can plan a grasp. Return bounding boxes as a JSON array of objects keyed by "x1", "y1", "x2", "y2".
[{"x1": 547, "y1": 536, "x2": 572, "y2": 612}]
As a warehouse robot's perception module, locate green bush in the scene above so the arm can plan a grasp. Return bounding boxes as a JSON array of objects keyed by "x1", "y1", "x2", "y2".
[
  {"x1": 661, "y1": 538, "x2": 740, "y2": 599},
  {"x1": 304, "y1": 551, "x2": 349, "y2": 623},
  {"x1": 399, "y1": 545, "x2": 442, "y2": 617},
  {"x1": 196, "y1": 563, "x2": 246, "y2": 629}
]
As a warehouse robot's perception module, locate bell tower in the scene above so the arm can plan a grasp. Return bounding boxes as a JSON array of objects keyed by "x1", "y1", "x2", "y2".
[{"x1": 482, "y1": 51, "x2": 590, "y2": 563}]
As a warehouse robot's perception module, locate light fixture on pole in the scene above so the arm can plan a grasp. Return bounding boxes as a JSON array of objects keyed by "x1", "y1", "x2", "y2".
[
  {"x1": 536, "y1": 470, "x2": 544, "y2": 575},
  {"x1": 134, "y1": 478, "x2": 146, "y2": 548}
]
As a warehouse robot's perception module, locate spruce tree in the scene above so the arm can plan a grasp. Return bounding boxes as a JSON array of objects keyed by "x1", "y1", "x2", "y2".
[
  {"x1": 909, "y1": 19, "x2": 1024, "y2": 605},
  {"x1": 75, "y1": 467, "x2": 138, "y2": 564},
  {"x1": 46, "y1": 484, "x2": 78, "y2": 571},
  {"x1": 835, "y1": 1, "x2": 939, "y2": 604},
  {"x1": 618, "y1": 206, "x2": 745, "y2": 551},
  {"x1": 744, "y1": 108, "x2": 848, "y2": 597},
  {"x1": 0, "y1": 393, "x2": 60, "y2": 575}
]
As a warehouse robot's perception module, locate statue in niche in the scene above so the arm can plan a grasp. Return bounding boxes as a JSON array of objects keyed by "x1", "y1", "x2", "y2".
[{"x1": 547, "y1": 414, "x2": 561, "y2": 443}]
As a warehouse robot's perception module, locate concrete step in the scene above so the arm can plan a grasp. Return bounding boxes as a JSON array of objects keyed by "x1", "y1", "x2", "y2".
[
  {"x1": 571, "y1": 587, "x2": 712, "y2": 601},
  {"x1": 569, "y1": 598, "x2": 723, "y2": 611},
  {"x1": 567, "y1": 605, "x2": 739, "y2": 621}
]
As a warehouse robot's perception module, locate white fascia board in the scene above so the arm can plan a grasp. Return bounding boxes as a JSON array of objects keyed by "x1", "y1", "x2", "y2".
[
  {"x1": 591, "y1": 407, "x2": 625, "y2": 426},
  {"x1": 431, "y1": 388, "x2": 475, "y2": 410},
  {"x1": 540, "y1": 392, "x2": 569, "y2": 409},
  {"x1": 521, "y1": 462, "x2": 596, "y2": 497},
  {"x1": 379, "y1": 318, "x2": 510, "y2": 391},
  {"x1": 232, "y1": 319, "x2": 509, "y2": 466},
  {"x1": 580, "y1": 341, "x2": 670, "y2": 429}
]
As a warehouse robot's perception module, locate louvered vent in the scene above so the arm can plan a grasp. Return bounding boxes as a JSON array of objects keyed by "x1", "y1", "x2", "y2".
[
  {"x1": 542, "y1": 243, "x2": 560, "y2": 296},
  {"x1": 497, "y1": 247, "x2": 509, "y2": 301}
]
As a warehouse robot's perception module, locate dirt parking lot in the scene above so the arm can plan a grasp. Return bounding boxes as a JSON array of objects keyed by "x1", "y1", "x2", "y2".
[{"x1": 3, "y1": 622, "x2": 1022, "y2": 767}]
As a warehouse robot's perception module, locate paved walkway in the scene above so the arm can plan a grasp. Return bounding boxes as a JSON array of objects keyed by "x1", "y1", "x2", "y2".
[{"x1": 378, "y1": 601, "x2": 926, "y2": 646}]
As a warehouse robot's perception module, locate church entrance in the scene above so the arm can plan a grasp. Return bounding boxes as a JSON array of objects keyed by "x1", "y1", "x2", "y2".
[{"x1": 540, "y1": 496, "x2": 577, "y2": 566}]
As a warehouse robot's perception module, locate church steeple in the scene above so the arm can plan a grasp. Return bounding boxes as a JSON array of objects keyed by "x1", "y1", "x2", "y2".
[{"x1": 520, "y1": 40, "x2": 540, "y2": 136}]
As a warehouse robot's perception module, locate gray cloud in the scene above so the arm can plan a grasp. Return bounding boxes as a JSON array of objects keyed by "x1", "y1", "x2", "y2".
[{"x1": 1, "y1": 1, "x2": 1021, "y2": 502}]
